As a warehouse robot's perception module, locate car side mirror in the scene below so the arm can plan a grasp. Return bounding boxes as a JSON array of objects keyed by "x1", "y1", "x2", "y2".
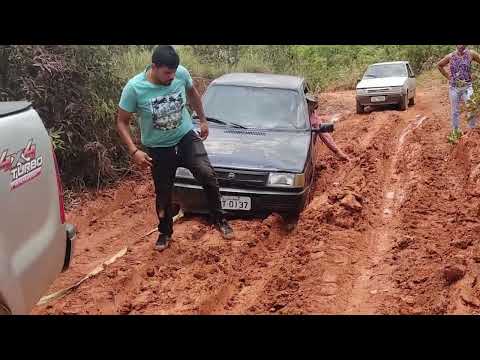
[{"x1": 312, "y1": 123, "x2": 334, "y2": 133}]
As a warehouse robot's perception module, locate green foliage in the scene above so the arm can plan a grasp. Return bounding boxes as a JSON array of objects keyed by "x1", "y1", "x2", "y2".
[
  {"x1": 447, "y1": 128, "x2": 463, "y2": 144},
  {"x1": 464, "y1": 64, "x2": 480, "y2": 122},
  {"x1": 177, "y1": 45, "x2": 459, "y2": 91},
  {"x1": 0, "y1": 45, "x2": 133, "y2": 188},
  {"x1": 190, "y1": 45, "x2": 240, "y2": 66}
]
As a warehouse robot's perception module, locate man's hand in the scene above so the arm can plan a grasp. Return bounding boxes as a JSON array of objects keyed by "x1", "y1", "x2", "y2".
[
  {"x1": 132, "y1": 149, "x2": 153, "y2": 168},
  {"x1": 336, "y1": 150, "x2": 351, "y2": 162},
  {"x1": 199, "y1": 119, "x2": 209, "y2": 140}
]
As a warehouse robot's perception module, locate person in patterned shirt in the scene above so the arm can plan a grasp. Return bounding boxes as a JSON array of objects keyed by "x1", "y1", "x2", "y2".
[{"x1": 438, "y1": 45, "x2": 480, "y2": 134}]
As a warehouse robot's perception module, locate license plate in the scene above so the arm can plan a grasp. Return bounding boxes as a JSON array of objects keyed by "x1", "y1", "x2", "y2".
[
  {"x1": 371, "y1": 96, "x2": 386, "y2": 102},
  {"x1": 221, "y1": 196, "x2": 251, "y2": 210}
]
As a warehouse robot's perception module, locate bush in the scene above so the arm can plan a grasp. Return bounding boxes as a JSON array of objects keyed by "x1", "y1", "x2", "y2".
[{"x1": 0, "y1": 45, "x2": 133, "y2": 189}]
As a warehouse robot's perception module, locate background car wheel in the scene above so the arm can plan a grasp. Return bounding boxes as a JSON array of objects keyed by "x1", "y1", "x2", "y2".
[
  {"x1": 409, "y1": 95, "x2": 415, "y2": 106},
  {"x1": 356, "y1": 100, "x2": 364, "y2": 114},
  {"x1": 399, "y1": 93, "x2": 408, "y2": 111}
]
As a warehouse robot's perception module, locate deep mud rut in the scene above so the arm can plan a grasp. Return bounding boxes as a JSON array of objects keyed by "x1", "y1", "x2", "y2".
[{"x1": 33, "y1": 79, "x2": 480, "y2": 315}]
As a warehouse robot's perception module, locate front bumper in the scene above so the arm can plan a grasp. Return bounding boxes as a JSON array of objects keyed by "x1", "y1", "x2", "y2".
[
  {"x1": 356, "y1": 93, "x2": 403, "y2": 106},
  {"x1": 173, "y1": 183, "x2": 309, "y2": 216},
  {"x1": 62, "y1": 223, "x2": 77, "y2": 272}
]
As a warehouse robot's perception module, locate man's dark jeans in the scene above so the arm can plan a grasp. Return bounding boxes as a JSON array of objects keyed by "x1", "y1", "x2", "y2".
[{"x1": 146, "y1": 130, "x2": 225, "y2": 236}]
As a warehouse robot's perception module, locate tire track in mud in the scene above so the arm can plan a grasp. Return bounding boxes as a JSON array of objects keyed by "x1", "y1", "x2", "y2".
[
  {"x1": 293, "y1": 110, "x2": 416, "y2": 314},
  {"x1": 383, "y1": 121, "x2": 480, "y2": 315},
  {"x1": 344, "y1": 114, "x2": 429, "y2": 314}
]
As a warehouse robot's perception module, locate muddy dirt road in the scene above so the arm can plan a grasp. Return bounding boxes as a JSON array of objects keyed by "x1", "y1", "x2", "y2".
[{"x1": 33, "y1": 77, "x2": 480, "y2": 315}]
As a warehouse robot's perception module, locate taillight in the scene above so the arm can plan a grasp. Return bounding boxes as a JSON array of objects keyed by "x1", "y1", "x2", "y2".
[{"x1": 51, "y1": 144, "x2": 66, "y2": 224}]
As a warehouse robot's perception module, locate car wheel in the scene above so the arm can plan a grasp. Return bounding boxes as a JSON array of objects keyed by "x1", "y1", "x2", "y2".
[
  {"x1": 409, "y1": 95, "x2": 415, "y2": 106},
  {"x1": 356, "y1": 100, "x2": 364, "y2": 114},
  {"x1": 399, "y1": 93, "x2": 408, "y2": 111}
]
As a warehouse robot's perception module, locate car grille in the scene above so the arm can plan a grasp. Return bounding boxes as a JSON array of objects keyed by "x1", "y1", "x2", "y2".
[
  {"x1": 214, "y1": 168, "x2": 268, "y2": 188},
  {"x1": 223, "y1": 129, "x2": 266, "y2": 136},
  {"x1": 367, "y1": 87, "x2": 391, "y2": 94}
]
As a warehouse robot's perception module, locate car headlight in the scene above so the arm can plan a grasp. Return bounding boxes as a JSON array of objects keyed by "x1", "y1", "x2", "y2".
[
  {"x1": 357, "y1": 88, "x2": 367, "y2": 96},
  {"x1": 176, "y1": 167, "x2": 194, "y2": 179},
  {"x1": 390, "y1": 86, "x2": 404, "y2": 94},
  {"x1": 267, "y1": 172, "x2": 305, "y2": 187}
]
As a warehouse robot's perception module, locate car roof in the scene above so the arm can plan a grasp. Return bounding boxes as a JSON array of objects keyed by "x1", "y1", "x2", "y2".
[
  {"x1": 369, "y1": 61, "x2": 409, "y2": 66},
  {"x1": 210, "y1": 73, "x2": 304, "y2": 90}
]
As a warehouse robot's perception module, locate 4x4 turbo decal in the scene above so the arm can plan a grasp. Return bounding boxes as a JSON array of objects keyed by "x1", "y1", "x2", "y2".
[{"x1": 0, "y1": 139, "x2": 43, "y2": 190}]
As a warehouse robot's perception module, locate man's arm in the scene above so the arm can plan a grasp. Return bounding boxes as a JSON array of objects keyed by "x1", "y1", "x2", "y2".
[
  {"x1": 116, "y1": 108, "x2": 152, "y2": 167},
  {"x1": 437, "y1": 54, "x2": 452, "y2": 80},
  {"x1": 471, "y1": 50, "x2": 480, "y2": 65},
  {"x1": 186, "y1": 86, "x2": 209, "y2": 140},
  {"x1": 116, "y1": 109, "x2": 137, "y2": 154},
  {"x1": 313, "y1": 113, "x2": 350, "y2": 161},
  {"x1": 319, "y1": 133, "x2": 350, "y2": 161}
]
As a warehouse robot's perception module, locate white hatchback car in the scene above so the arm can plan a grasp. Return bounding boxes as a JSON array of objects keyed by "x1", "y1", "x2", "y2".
[{"x1": 355, "y1": 61, "x2": 416, "y2": 114}]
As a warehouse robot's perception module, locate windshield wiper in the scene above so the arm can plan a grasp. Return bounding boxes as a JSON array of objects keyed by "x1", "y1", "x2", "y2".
[
  {"x1": 364, "y1": 74, "x2": 377, "y2": 78},
  {"x1": 193, "y1": 115, "x2": 248, "y2": 129}
]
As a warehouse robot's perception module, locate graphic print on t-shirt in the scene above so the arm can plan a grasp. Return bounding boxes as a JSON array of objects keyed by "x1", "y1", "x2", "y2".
[{"x1": 150, "y1": 91, "x2": 184, "y2": 130}]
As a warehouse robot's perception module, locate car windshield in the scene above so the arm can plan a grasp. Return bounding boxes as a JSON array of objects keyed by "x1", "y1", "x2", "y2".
[
  {"x1": 202, "y1": 85, "x2": 306, "y2": 130},
  {"x1": 363, "y1": 63, "x2": 408, "y2": 79}
]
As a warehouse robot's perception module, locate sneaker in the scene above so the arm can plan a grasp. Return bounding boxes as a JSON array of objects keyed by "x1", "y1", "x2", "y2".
[
  {"x1": 155, "y1": 234, "x2": 172, "y2": 251},
  {"x1": 216, "y1": 218, "x2": 234, "y2": 240}
]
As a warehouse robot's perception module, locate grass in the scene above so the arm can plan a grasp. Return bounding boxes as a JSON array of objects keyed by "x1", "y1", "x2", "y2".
[
  {"x1": 114, "y1": 46, "x2": 457, "y2": 92},
  {"x1": 447, "y1": 129, "x2": 463, "y2": 144},
  {"x1": 112, "y1": 48, "x2": 151, "y2": 82},
  {"x1": 417, "y1": 68, "x2": 448, "y2": 88}
]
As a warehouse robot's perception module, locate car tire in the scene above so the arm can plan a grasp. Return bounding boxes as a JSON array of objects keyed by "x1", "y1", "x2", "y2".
[
  {"x1": 399, "y1": 93, "x2": 408, "y2": 111},
  {"x1": 409, "y1": 95, "x2": 415, "y2": 106},
  {"x1": 356, "y1": 100, "x2": 364, "y2": 114}
]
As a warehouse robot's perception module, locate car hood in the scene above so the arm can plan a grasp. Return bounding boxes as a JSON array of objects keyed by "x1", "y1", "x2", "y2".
[
  {"x1": 199, "y1": 126, "x2": 311, "y2": 173},
  {"x1": 357, "y1": 76, "x2": 408, "y2": 89}
]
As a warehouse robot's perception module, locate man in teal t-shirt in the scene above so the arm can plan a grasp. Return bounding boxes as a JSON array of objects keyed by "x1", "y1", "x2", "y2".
[{"x1": 116, "y1": 45, "x2": 234, "y2": 251}]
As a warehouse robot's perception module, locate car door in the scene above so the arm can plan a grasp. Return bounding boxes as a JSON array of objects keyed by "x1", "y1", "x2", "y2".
[
  {"x1": 406, "y1": 63, "x2": 416, "y2": 98},
  {"x1": 303, "y1": 81, "x2": 314, "y2": 135}
]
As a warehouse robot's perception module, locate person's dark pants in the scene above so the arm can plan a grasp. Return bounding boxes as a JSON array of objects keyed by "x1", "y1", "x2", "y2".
[{"x1": 146, "y1": 130, "x2": 226, "y2": 236}]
